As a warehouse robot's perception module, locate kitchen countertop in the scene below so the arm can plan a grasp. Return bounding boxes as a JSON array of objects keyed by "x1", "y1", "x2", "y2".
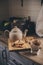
[{"x1": 19, "y1": 38, "x2": 43, "y2": 65}]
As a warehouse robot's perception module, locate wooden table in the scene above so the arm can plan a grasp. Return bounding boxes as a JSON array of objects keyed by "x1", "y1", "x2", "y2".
[
  {"x1": 19, "y1": 38, "x2": 43, "y2": 65},
  {"x1": 8, "y1": 37, "x2": 43, "y2": 65}
]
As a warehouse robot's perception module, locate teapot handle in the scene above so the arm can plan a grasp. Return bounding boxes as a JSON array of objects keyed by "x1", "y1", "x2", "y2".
[
  {"x1": 23, "y1": 29, "x2": 28, "y2": 38},
  {"x1": 4, "y1": 30, "x2": 9, "y2": 38}
]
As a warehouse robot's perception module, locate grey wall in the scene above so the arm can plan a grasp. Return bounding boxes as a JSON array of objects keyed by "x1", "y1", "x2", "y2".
[
  {"x1": 0, "y1": 0, "x2": 9, "y2": 20},
  {"x1": 9, "y1": 0, "x2": 41, "y2": 21}
]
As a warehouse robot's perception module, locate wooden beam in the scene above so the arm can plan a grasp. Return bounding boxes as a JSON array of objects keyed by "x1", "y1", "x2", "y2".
[
  {"x1": 21, "y1": 0, "x2": 23, "y2": 7},
  {"x1": 41, "y1": 0, "x2": 43, "y2": 6}
]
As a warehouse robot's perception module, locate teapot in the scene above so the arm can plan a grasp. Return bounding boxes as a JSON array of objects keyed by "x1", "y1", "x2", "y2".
[{"x1": 4, "y1": 26, "x2": 28, "y2": 42}]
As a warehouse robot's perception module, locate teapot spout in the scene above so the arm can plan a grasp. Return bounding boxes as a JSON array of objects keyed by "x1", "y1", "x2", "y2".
[{"x1": 23, "y1": 29, "x2": 28, "y2": 38}]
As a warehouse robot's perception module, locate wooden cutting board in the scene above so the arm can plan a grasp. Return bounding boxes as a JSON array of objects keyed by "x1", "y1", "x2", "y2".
[{"x1": 8, "y1": 38, "x2": 31, "y2": 51}]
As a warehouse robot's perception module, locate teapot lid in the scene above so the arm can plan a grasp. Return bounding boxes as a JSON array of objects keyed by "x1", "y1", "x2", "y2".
[
  {"x1": 14, "y1": 26, "x2": 17, "y2": 28},
  {"x1": 11, "y1": 26, "x2": 22, "y2": 33}
]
